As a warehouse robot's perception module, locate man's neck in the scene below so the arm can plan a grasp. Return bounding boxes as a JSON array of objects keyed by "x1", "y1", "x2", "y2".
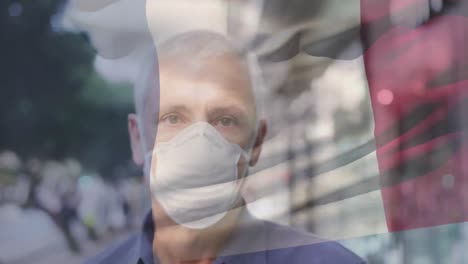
[{"x1": 152, "y1": 206, "x2": 244, "y2": 264}]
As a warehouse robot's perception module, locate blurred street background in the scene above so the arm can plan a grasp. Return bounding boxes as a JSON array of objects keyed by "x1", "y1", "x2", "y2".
[{"x1": 1, "y1": 1, "x2": 148, "y2": 262}]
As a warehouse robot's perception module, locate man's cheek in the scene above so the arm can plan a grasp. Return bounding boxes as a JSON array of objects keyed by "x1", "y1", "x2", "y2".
[{"x1": 148, "y1": 156, "x2": 158, "y2": 188}]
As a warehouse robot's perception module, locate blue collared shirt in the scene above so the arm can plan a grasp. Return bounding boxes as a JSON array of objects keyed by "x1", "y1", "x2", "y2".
[{"x1": 85, "y1": 210, "x2": 365, "y2": 264}]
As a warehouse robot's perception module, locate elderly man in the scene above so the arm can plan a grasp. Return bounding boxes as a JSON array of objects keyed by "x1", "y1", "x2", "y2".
[{"x1": 86, "y1": 31, "x2": 364, "y2": 264}]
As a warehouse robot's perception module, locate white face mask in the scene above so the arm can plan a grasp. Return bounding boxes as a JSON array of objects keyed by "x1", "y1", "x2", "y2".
[{"x1": 144, "y1": 122, "x2": 251, "y2": 229}]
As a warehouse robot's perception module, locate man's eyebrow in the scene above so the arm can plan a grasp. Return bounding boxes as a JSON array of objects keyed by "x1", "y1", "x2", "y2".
[
  {"x1": 158, "y1": 105, "x2": 191, "y2": 114},
  {"x1": 208, "y1": 106, "x2": 249, "y2": 119},
  {"x1": 149, "y1": 105, "x2": 189, "y2": 124}
]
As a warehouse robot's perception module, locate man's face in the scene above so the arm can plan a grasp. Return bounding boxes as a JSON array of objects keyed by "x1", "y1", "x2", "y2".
[
  {"x1": 156, "y1": 56, "x2": 257, "y2": 148},
  {"x1": 128, "y1": 52, "x2": 267, "y2": 230},
  {"x1": 128, "y1": 53, "x2": 267, "y2": 175}
]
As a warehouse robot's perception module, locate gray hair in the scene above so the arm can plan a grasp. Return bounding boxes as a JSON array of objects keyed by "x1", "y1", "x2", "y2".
[{"x1": 134, "y1": 30, "x2": 267, "y2": 126}]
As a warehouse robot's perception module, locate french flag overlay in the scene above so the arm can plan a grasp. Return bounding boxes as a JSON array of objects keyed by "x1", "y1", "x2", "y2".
[
  {"x1": 64, "y1": 0, "x2": 468, "y2": 242},
  {"x1": 361, "y1": 0, "x2": 468, "y2": 231}
]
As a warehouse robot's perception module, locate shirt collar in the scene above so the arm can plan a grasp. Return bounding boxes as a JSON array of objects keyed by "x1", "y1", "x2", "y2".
[
  {"x1": 137, "y1": 209, "x2": 267, "y2": 264},
  {"x1": 215, "y1": 209, "x2": 268, "y2": 264},
  {"x1": 138, "y1": 211, "x2": 156, "y2": 264}
]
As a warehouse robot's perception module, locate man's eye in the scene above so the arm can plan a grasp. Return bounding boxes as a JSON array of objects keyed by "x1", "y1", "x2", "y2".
[
  {"x1": 162, "y1": 114, "x2": 182, "y2": 125},
  {"x1": 168, "y1": 115, "x2": 180, "y2": 124},
  {"x1": 216, "y1": 117, "x2": 235, "y2": 127}
]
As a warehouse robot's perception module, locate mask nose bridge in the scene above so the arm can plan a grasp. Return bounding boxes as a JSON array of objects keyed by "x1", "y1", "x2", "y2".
[
  {"x1": 193, "y1": 121, "x2": 225, "y2": 144},
  {"x1": 196, "y1": 122, "x2": 211, "y2": 137}
]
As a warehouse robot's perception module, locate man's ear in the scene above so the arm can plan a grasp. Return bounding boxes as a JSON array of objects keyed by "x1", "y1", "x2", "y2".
[
  {"x1": 128, "y1": 114, "x2": 145, "y2": 166},
  {"x1": 249, "y1": 120, "x2": 267, "y2": 166}
]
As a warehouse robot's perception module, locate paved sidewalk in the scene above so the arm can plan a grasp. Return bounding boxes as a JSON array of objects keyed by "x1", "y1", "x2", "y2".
[{"x1": 9, "y1": 231, "x2": 133, "y2": 264}]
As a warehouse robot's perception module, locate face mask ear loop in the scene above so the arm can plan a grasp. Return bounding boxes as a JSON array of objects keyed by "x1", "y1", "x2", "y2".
[
  {"x1": 238, "y1": 120, "x2": 260, "y2": 184},
  {"x1": 246, "y1": 120, "x2": 261, "y2": 162}
]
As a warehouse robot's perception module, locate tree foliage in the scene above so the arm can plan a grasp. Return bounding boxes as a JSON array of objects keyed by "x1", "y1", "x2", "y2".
[{"x1": 0, "y1": 0, "x2": 135, "y2": 179}]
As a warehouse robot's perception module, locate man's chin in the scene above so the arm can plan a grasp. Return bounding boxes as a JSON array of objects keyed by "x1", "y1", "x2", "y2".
[{"x1": 151, "y1": 202, "x2": 244, "y2": 231}]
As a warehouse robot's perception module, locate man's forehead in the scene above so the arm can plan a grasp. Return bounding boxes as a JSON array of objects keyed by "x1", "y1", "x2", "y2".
[
  {"x1": 140, "y1": 31, "x2": 256, "y2": 116},
  {"x1": 159, "y1": 54, "x2": 250, "y2": 85},
  {"x1": 141, "y1": 56, "x2": 255, "y2": 113}
]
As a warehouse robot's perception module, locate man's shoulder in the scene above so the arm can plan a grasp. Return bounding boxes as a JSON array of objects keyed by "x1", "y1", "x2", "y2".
[
  {"x1": 263, "y1": 221, "x2": 365, "y2": 264},
  {"x1": 84, "y1": 233, "x2": 140, "y2": 264}
]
